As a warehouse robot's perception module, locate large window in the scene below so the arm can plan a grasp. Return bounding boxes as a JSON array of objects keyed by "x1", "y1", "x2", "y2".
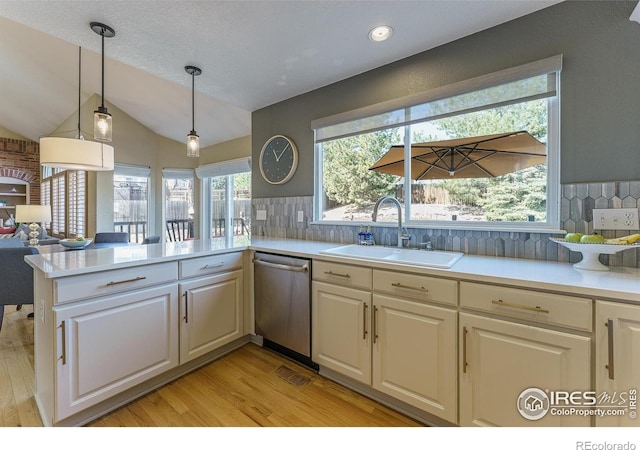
[
  {"x1": 196, "y1": 158, "x2": 251, "y2": 244},
  {"x1": 113, "y1": 164, "x2": 150, "y2": 243},
  {"x1": 163, "y1": 169, "x2": 194, "y2": 242},
  {"x1": 41, "y1": 166, "x2": 86, "y2": 238},
  {"x1": 313, "y1": 56, "x2": 562, "y2": 231}
]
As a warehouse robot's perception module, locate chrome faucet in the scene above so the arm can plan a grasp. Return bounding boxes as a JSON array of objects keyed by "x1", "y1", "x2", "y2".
[{"x1": 372, "y1": 196, "x2": 410, "y2": 248}]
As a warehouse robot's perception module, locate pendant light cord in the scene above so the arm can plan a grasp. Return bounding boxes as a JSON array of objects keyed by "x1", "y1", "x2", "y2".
[
  {"x1": 77, "y1": 46, "x2": 82, "y2": 137},
  {"x1": 100, "y1": 30, "x2": 105, "y2": 108},
  {"x1": 191, "y1": 70, "x2": 195, "y2": 132}
]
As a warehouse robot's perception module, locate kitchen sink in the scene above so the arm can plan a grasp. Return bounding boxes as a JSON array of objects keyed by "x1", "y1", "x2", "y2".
[{"x1": 320, "y1": 244, "x2": 463, "y2": 269}]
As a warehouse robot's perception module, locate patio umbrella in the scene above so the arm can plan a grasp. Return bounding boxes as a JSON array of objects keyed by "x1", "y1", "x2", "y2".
[{"x1": 369, "y1": 131, "x2": 546, "y2": 180}]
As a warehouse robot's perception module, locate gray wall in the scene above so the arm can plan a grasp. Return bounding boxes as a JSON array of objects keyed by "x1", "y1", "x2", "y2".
[{"x1": 252, "y1": 1, "x2": 640, "y2": 198}]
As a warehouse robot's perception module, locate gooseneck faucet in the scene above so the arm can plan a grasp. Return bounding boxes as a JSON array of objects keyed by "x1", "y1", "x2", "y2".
[{"x1": 372, "y1": 196, "x2": 410, "y2": 248}]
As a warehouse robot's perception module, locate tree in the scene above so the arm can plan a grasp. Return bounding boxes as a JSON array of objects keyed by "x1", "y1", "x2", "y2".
[
  {"x1": 323, "y1": 129, "x2": 399, "y2": 206},
  {"x1": 434, "y1": 99, "x2": 548, "y2": 220}
]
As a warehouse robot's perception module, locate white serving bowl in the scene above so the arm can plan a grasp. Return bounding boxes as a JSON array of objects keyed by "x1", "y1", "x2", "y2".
[{"x1": 60, "y1": 238, "x2": 92, "y2": 249}]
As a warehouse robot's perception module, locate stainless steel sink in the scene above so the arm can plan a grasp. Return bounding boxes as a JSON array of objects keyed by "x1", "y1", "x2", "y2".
[{"x1": 320, "y1": 244, "x2": 463, "y2": 269}]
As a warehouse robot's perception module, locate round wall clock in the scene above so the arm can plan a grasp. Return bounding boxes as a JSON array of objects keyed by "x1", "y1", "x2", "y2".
[{"x1": 259, "y1": 135, "x2": 298, "y2": 185}]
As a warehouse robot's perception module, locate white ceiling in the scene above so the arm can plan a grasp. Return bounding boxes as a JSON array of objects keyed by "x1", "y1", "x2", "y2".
[{"x1": 0, "y1": 0, "x2": 562, "y2": 148}]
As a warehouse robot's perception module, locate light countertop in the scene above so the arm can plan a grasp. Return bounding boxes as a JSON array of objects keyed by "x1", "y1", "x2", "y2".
[{"x1": 25, "y1": 236, "x2": 640, "y2": 303}]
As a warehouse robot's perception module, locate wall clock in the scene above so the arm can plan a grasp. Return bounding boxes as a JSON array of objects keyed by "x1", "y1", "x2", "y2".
[{"x1": 259, "y1": 135, "x2": 298, "y2": 185}]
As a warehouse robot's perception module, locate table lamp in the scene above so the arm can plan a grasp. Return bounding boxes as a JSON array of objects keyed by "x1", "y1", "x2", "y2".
[{"x1": 15, "y1": 205, "x2": 52, "y2": 246}]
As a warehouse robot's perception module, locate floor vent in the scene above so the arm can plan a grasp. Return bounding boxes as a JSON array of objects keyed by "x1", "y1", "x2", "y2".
[{"x1": 274, "y1": 365, "x2": 310, "y2": 386}]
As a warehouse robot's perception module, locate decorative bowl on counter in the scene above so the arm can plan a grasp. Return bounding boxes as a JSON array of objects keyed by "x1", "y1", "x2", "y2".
[
  {"x1": 551, "y1": 238, "x2": 639, "y2": 271},
  {"x1": 60, "y1": 238, "x2": 92, "y2": 250}
]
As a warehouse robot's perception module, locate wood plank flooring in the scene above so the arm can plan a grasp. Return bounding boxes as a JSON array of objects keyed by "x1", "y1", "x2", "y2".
[{"x1": 0, "y1": 306, "x2": 421, "y2": 427}]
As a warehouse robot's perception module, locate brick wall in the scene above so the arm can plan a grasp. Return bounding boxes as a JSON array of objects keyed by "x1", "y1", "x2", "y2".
[{"x1": 0, "y1": 138, "x2": 40, "y2": 204}]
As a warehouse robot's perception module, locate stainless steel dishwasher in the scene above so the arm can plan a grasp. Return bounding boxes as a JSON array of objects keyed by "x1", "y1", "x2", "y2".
[{"x1": 253, "y1": 252, "x2": 317, "y2": 369}]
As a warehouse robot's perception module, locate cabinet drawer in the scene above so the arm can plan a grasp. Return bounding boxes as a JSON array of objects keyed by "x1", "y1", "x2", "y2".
[
  {"x1": 179, "y1": 252, "x2": 243, "y2": 279},
  {"x1": 460, "y1": 282, "x2": 592, "y2": 332},
  {"x1": 373, "y1": 270, "x2": 458, "y2": 306},
  {"x1": 313, "y1": 260, "x2": 371, "y2": 290},
  {"x1": 54, "y1": 262, "x2": 178, "y2": 304}
]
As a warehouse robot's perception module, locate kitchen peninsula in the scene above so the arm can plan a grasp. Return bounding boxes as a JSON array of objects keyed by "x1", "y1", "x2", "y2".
[{"x1": 26, "y1": 237, "x2": 640, "y2": 427}]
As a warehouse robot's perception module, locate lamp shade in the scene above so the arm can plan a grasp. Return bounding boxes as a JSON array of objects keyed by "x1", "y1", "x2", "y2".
[
  {"x1": 40, "y1": 137, "x2": 114, "y2": 171},
  {"x1": 15, "y1": 204, "x2": 51, "y2": 223}
]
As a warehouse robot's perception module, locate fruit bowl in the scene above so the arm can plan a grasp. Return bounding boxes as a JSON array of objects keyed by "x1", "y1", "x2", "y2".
[
  {"x1": 551, "y1": 238, "x2": 639, "y2": 271},
  {"x1": 60, "y1": 238, "x2": 92, "y2": 250}
]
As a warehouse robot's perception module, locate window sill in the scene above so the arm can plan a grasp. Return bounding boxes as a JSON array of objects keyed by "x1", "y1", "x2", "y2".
[{"x1": 310, "y1": 220, "x2": 566, "y2": 235}]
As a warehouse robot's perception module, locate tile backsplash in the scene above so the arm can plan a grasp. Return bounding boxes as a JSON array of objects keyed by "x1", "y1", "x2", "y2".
[{"x1": 252, "y1": 180, "x2": 640, "y2": 268}]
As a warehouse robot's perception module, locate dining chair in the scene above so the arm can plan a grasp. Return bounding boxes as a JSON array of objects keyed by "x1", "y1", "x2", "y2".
[
  {"x1": 142, "y1": 235, "x2": 160, "y2": 244},
  {"x1": 93, "y1": 232, "x2": 129, "y2": 244}
]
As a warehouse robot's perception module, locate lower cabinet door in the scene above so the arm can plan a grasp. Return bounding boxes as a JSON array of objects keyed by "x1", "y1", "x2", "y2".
[
  {"x1": 595, "y1": 301, "x2": 640, "y2": 427},
  {"x1": 459, "y1": 313, "x2": 591, "y2": 427},
  {"x1": 312, "y1": 281, "x2": 371, "y2": 384},
  {"x1": 373, "y1": 294, "x2": 457, "y2": 423},
  {"x1": 54, "y1": 284, "x2": 179, "y2": 421},
  {"x1": 179, "y1": 270, "x2": 244, "y2": 364}
]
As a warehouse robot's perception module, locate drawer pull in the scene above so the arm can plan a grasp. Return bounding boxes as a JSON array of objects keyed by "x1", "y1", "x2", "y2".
[
  {"x1": 492, "y1": 299, "x2": 549, "y2": 314},
  {"x1": 373, "y1": 306, "x2": 379, "y2": 344},
  {"x1": 59, "y1": 320, "x2": 67, "y2": 365},
  {"x1": 462, "y1": 326, "x2": 468, "y2": 374},
  {"x1": 106, "y1": 276, "x2": 147, "y2": 286},
  {"x1": 202, "y1": 262, "x2": 224, "y2": 269},
  {"x1": 183, "y1": 291, "x2": 189, "y2": 323},
  {"x1": 363, "y1": 303, "x2": 368, "y2": 340},
  {"x1": 606, "y1": 319, "x2": 614, "y2": 380},
  {"x1": 391, "y1": 282, "x2": 428, "y2": 293},
  {"x1": 324, "y1": 271, "x2": 351, "y2": 279}
]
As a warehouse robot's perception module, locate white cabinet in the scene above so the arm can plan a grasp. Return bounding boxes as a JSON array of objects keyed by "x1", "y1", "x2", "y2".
[
  {"x1": 312, "y1": 281, "x2": 372, "y2": 384},
  {"x1": 312, "y1": 262, "x2": 458, "y2": 423},
  {"x1": 179, "y1": 269, "x2": 244, "y2": 364},
  {"x1": 595, "y1": 300, "x2": 640, "y2": 427},
  {"x1": 54, "y1": 283, "x2": 179, "y2": 421},
  {"x1": 459, "y1": 281, "x2": 593, "y2": 427},
  {"x1": 372, "y1": 293, "x2": 457, "y2": 423}
]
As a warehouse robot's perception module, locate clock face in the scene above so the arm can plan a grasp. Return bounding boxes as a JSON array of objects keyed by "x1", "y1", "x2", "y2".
[{"x1": 259, "y1": 135, "x2": 298, "y2": 185}]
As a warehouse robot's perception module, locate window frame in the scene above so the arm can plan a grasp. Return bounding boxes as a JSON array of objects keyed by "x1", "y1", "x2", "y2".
[
  {"x1": 113, "y1": 163, "x2": 151, "y2": 243},
  {"x1": 41, "y1": 167, "x2": 87, "y2": 238},
  {"x1": 313, "y1": 56, "x2": 562, "y2": 233},
  {"x1": 196, "y1": 157, "x2": 251, "y2": 244}
]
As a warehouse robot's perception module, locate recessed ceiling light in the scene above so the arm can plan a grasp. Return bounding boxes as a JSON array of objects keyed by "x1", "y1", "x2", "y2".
[{"x1": 369, "y1": 25, "x2": 393, "y2": 42}]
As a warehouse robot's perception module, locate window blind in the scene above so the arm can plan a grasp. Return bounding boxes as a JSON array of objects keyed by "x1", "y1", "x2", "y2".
[
  {"x1": 195, "y1": 157, "x2": 251, "y2": 179},
  {"x1": 311, "y1": 55, "x2": 562, "y2": 143},
  {"x1": 115, "y1": 163, "x2": 151, "y2": 178}
]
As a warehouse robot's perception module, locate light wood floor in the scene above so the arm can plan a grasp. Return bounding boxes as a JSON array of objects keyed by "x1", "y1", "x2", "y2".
[{"x1": 0, "y1": 305, "x2": 421, "y2": 427}]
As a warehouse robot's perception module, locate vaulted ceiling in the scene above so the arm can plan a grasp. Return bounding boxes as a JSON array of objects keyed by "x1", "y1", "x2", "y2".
[{"x1": 0, "y1": 1, "x2": 562, "y2": 147}]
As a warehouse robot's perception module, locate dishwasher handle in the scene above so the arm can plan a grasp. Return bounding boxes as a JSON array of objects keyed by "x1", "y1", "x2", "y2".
[{"x1": 253, "y1": 257, "x2": 309, "y2": 273}]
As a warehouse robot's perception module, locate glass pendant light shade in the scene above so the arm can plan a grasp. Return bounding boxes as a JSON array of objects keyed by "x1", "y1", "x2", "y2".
[
  {"x1": 187, "y1": 131, "x2": 200, "y2": 158},
  {"x1": 94, "y1": 106, "x2": 112, "y2": 142},
  {"x1": 91, "y1": 22, "x2": 115, "y2": 143},
  {"x1": 185, "y1": 65, "x2": 202, "y2": 158}
]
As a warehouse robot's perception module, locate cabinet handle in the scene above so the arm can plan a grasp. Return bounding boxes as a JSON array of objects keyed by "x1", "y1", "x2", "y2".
[
  {"x1": 59, "y1": 320, "x2": 67, "y2": 365},
  {"x1": 183, "y1": 291, "x2": 188, "y2": 323},
  {"x1": 605, "y1": 319, "x2": 614, "y2": 380},
  {"x1": 105, "y1": 276, "x2": 147, "y2": 286},
  {"x1": 462, "y1": 326, "x2": 468, "y2": 374},
  {"x1": 491, "y1": 299, "x2": 549, "y2": 314},
  {"x1": 202, "y1": 262, "x2": 224, "y2": 269},
  {"x1": 391, "y1": 282, "x2": 428, "y2": 293},
  {"x1": 373, "y1": 306, "x2": 379, "y2": 344},
  {"x1": 363, "y1": 303, "x2": 368, "y2": 340},
  {"x1": 324, "y1": 271, "x2": 350, "y2": 279}
]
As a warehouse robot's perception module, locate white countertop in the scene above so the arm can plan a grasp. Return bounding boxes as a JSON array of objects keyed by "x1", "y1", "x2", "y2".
[{"x1": 25, "y1": 236, "x2": 640, "y2": 303}]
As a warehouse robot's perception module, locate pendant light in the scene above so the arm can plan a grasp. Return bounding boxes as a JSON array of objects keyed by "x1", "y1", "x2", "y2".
[
  {"x1": 40, "y1": 46, "x2": 114, "y2": 171},
  {"x1": 91, "y1": 22, "x2": 115, "y2": 142},
  {"x1": 185, "y1": 65, "x2": 202, "y2": 158}
]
